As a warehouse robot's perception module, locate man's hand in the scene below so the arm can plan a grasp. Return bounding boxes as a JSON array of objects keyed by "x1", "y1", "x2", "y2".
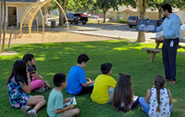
[{"x1": 157, "y1": 35, "x2": 164, "y2": 41}]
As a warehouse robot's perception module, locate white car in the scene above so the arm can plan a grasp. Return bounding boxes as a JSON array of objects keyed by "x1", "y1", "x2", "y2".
[{"x1": 91, "y1": 15, "x2": 99, "y2": 19}]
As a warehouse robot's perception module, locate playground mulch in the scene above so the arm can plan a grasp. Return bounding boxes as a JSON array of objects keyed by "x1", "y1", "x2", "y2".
[{"x1": 6, "y1": 31, "x2": 115, "y2": 44}]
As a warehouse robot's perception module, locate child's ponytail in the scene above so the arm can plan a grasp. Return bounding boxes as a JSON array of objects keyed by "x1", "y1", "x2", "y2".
[
  {"x1": 154, "y1": 75, "x2": 165, "y2": 112},
  {"x1": 156, "y1": 82, "x2": 161, "y2": 112}
]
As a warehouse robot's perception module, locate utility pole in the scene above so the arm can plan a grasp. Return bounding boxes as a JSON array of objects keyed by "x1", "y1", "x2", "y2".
[{"x1": 1, "y1": 0, "x2": 6, "y2": 52}]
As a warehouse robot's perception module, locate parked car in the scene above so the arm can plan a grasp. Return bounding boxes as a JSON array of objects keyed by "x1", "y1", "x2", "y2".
[
  {"x1": 91, "y1": 15, "x2": 99, "y2": 19},
  {"x1": 64, "y1": 13, "x2": 88, "y2": 25},
  {"x1": 127, "y1": 16, "x2": 138, "y2": 28}
]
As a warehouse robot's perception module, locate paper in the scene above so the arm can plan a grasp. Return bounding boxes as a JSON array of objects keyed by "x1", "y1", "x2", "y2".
[
  {"x1": 64, "y1": 97, "x2": 77, "y2": 107},
  {"x1": 134, "y1": 96, "x2": 138, "y2": 101},
  {"x1": 137, "y1": 19, "x2": 158, "y2": 32}
]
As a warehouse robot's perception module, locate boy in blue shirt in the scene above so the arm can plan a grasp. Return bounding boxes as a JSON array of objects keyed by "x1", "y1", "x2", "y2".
[
  {"x1": 47, "y1": 73, "x2": 80, "y2": 117},
  {"x1": 66, "y1": 54, "x2": 94, "y2": 95}
]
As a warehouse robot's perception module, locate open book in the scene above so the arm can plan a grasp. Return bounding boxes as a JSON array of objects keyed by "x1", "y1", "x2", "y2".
[
  {"x1": 136, "y1": 19, "x2": 158, "y2": 32},
  {"x1": 64, "y1": 97, "x2": 77, "y2": 107}
]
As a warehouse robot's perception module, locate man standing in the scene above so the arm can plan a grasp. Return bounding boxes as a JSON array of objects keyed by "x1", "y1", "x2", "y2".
[{"x1": 157, "y1": 4, "x2": 181, "y2": 85}]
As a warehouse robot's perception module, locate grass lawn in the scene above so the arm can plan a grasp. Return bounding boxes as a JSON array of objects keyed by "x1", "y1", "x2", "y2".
[{"x1": 0, "y1": 40, "x2": 185, "y2": 117}]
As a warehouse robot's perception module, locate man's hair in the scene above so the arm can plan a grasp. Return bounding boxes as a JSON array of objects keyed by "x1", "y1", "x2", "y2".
[
  {"x1": 101, "y1": 63, "x2": 112, "y2": 74},
  {"x1": 77, "y1": 54, "x2": 89, "y2": 64},
  {"x1": 162, "y1": 4, "x2": 172, "y2": 13},
  {"x1": 53, "y1": 73, "x2": 66, "y2": 87}
]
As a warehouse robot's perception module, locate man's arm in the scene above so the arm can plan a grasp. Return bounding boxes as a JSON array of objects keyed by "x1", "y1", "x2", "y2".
[{"x1": 156, "y1": 23, "x2": 163, "y2": 32}]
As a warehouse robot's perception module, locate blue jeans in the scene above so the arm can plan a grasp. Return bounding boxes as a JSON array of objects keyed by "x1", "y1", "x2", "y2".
[
  {"x1": 107, "y1": 87, "x2": 114, "y2": 103},
  {"x1": 139, "y1": 97, "x2": 173, "y2": 116}
]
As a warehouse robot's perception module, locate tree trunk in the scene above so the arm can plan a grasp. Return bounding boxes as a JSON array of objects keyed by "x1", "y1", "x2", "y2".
[
  {"x1": 57, "y1": 0, "x2": 67, "y2": 26},
  {"x1": 158, "y1": 8, "x2": 162, "y2": 19},
  {"x1": 136, "y1": 0, "x2": 148, "y2": 42},
  {"x1": 57, "y1": 0, "x2": 63, "y2": 26},
  {"x1": 1, "y1": 0, "x2": 6, "y2": 52},
  {"x1": 137, "y1": 32, "x2": 145, "y2": 42},
  {"x1": 0, "y1": 0, "x2": 3, "y2": 50},
  {"x1": 103, "y1": 10, "x2": 106, "y2": 23}
]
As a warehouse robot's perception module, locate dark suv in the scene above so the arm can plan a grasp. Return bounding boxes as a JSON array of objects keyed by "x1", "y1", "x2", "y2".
[
  {"x1": 127, "y1": 16, "x2": 138, "y2": 28},
  {"x1": 64, "y1": 13, "x2": 88, "y2": 25}
]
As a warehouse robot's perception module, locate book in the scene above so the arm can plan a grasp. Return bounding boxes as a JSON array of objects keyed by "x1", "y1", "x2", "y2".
[
  {"x1": 137, "y1": 19, "x2": 158, "y2": 32},
  {"x1": 63, "y1": 97, "x2": 77, "y2": 107}
]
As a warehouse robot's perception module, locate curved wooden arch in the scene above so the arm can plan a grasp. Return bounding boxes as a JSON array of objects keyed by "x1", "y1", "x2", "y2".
[{"x1": 20, "y1": 0, "x2": 69, "y2": 40}]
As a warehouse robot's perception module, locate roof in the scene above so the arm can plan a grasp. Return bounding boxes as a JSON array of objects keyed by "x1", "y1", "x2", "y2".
[{"x1": 6, "y1": 0, "x2": 37, "y2": 2}]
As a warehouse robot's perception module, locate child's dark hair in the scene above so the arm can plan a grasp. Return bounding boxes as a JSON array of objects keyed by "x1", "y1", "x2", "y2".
[
  {"x1": 113, "y1": 73, "x2": 133, "y2": 112},
  {"x1": 154, "y1": 75, "x2": 165, "y2": 112},
  {"x1": 7, "y1": 60, "x2": 28, "y2": 85},
  {"x1": 23, "y1": 53, "x2": 34, "y2": 63},
  {"x1": 101, "y1": 63, "x2": 112, "y2": 74},
  {"x1": 53, "y1": 73, "x2": 66, "y2": 87},
  {"x1": 77, "y1": 54, "x2": 89, "y2": 64},
  {"x1": 162, "y1": 4, "x2": 172, "y2": 13}
]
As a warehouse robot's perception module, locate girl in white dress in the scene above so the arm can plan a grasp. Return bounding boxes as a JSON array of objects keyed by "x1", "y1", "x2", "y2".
[{"x1": 139, "y1": 75, "x2": 173, "y2": 117}]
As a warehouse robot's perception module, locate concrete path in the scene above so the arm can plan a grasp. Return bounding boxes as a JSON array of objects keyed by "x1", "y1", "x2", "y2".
[{"x1": 70, "y1": 23, "x2": 156, "y2": 40}]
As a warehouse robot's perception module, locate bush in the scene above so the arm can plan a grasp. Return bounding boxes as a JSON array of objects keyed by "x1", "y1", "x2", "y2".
[{"x1": 119, "y1": 18, "x2": 127, "y2": 23}]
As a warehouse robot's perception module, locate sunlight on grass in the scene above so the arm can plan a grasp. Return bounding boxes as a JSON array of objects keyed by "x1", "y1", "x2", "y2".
[
  {"x1": 85, "y1": 45, "x2": 95, "y2": 48},
  {"x1": 36, "y1": 57, "x2": 46, "y2": 61},
  {"x1": 172, "y1": 99, "x2": 177, "y2": 103},
  {"x1": 64, "y1": 47, "x2": 75, "y2": 51},
  {"x1": 113, "y1": 47, "x2": 129, "y2": 51}
]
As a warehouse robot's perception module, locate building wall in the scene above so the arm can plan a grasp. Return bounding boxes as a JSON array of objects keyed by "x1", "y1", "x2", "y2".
[
  {"x1": 108, "y1": 11, "x2": 160, "y2": 21},
  {"x1": 108, "y1": 10, "x2": 181, "y2": 21},
  {"x1": 0, "y1": 2, "x2": 48, "y2": 27}
]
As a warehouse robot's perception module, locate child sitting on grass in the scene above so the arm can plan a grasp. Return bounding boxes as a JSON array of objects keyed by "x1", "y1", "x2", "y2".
[
  {"x1": 139, "y1": 75, "x2": 173, "y2": 117},
  {"x1": 7, "y1": 60, "x2": 46, "y2": 117},
  {"x1": 23, "y1": 53, "x2": 50, "y2": 93},
  {"x1": 66, "y1": 54, "x2": 94, "y2": 95},
  {"x1": 112, "y1": 73, "x2": 139, "y2": 112},
  {"x1": 47, "y1": 73, "x2": 80, "y2": 117},
  {"x1": 91, "y1": 63, "x2": 116, "y2": 104}
]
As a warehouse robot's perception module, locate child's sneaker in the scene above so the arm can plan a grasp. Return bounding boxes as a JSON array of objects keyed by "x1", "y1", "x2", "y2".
[
  {"x1": 34, "y1": 87, "x2": 45, "y2": 93},
  {"x1": 45, "y1": 81, "x2": 51, "y2": 88},
  {"x1": 26, "y1": 110, "x2": 37, "y2": 117},
  {"x1": 21, "y1": 105, "x2": 31, "y2": 113}
]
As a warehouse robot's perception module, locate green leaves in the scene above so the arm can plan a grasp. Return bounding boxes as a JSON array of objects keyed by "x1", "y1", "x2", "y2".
[
  {"x1": 95, "y1": 0, "x2": 121, "y2": 11},
  {"x1": 153, "y1": 0, "x2": 164, "y2": 4}
]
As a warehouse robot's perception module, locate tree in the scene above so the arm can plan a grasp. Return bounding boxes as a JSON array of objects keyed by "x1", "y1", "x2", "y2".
[
  {"x1": 148, "y1": 0, "x2": 184, "y2": 19},
  {"x1": 95, "y1": 0, "x2": 121, "y2": 22},
  {"x1": 136, "y1": 0, "x2": 148, "y2": 42},
  {"x1": 51, "y1": 0, "x2": 96, "y2": 26},
  {"x1": 67, "y1": 0, "x2": 96, "y2": 12},
  {"x1": 56, "y1": 0, "x2": 67, "y2": 26}
]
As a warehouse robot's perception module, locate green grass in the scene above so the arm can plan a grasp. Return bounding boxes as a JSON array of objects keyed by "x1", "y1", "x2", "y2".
[{"x1": 0, "y1": 40, "x2": 185, "y2": 117}]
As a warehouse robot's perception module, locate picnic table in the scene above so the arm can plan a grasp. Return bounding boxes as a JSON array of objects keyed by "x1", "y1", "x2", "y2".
[{"x1": 142, "y1": 38, "x2": 185, "y2": 62}]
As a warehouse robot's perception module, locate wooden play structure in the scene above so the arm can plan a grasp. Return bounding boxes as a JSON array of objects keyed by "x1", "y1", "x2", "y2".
[{"x1": 20, "y1": 0, "x2": 69, "y2": 40}]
